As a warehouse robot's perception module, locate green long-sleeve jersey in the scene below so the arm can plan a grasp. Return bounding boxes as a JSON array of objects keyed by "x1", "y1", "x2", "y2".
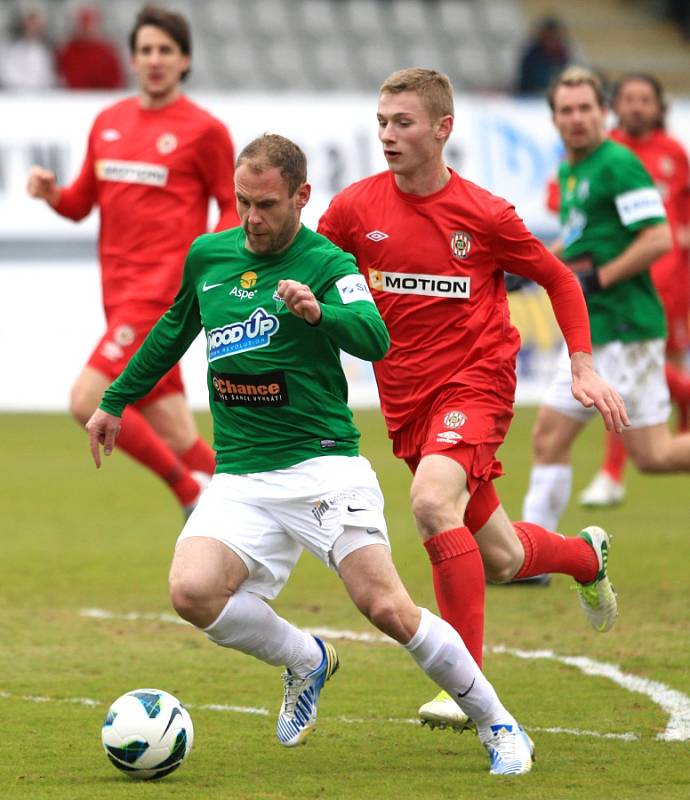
[{"x1": 100, "y1": 225, "x2": 390, "y2": 473}]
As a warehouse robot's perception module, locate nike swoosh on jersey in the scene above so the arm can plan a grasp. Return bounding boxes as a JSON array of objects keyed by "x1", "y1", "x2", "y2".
[
  {"x1": 203, "y1": 282, "x2": 225, "y2": 292},
  {"x1": 347, "y1": 505, "x2": 367, "y2": 512}
]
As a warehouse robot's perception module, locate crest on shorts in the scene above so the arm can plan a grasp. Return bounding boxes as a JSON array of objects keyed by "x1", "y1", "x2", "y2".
[
  {"x1": 450, "y1": 231, "x2": 471, "y2": 259},
  {"x1": 443, "y1": 410, "x2": 467, "y2": 429},
  {"x1": 157, "y1": 133, "x2": 178, "y2": 154},
  {"x1": 114, "y1": 324, "x2": 135, "y2": 347}
]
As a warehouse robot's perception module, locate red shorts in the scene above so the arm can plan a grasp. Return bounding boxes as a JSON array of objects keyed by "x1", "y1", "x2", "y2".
[
  {"x1": 87, "y1": 305, "x2": 185, "y2": 407},
  {"x1": 659, "y1": 290, "x2": 690, "y2": 355},
  {"x1": 653, "y1": 252, "x2": 690, "y2": 355},
  {"x1": 391, "y1": 387, "x2": 514, "y2": 495}
]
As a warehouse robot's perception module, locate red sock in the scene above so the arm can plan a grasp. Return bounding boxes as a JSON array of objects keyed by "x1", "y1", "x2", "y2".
[
  {"x1": 678, "y1": 402, "x2": 690, "y2": 433},
  {"x1": 423, "y1": 527, "x2": 485, "y2": 667},
  {"x1": 602, "y1": 431, "x2": 627, "y2": 483},
  {"x1": 118, "y1": 407, "x2": 199, "y2": 506},
  {"x1": 180, "y1": 437, "x2": 216, "y2": 474},
  {"x1": 513, "y1": 522, "x2": 598, "y2": 584}
]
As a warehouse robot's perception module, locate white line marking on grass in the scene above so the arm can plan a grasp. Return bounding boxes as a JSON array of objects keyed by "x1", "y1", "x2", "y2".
[
  {"x1": 79, "y1": 609, "x2": 690, "y2": 742},
  {"x1": 491, "y1": 645, "x2": 690, "y2": 742}
]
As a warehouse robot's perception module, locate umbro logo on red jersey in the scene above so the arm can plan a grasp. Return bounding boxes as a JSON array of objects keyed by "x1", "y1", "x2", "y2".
[{"x1": 366, "y1": 230, "x2": 389, "y2": 242}]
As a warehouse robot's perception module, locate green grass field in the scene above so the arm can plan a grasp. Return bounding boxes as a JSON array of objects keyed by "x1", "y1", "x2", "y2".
[{"x1": 1, "y1": 409, "x2": 688, "y2": 799}]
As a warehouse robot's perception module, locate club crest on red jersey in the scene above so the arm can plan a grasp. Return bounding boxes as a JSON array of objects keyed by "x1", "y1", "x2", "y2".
[
  {"x1": 451, "y1": 231, "x2": 472, "y2": 259},
  {"x1": 443, "y1": 410, "x2": 466, "y2": 429},
  {"x1": 157, "y1": 133, "x2": 178, "y2": 154}
]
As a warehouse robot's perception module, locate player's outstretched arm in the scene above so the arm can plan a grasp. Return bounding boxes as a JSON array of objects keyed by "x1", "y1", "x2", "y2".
[
  {"x1": 570, "y1": 352, "x2": 630, "y2": 433},
  {"x1": 86, "y1": 408, "x2": 122, "y2": 468},
  {"x1": 26, "y1": 166, "x2": 60, "y2": 207}
]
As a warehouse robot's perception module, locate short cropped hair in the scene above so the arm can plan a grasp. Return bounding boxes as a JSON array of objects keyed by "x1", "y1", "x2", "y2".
[
  {"x1": 548, "y1": 66, "x2": 606, "y2": 111},
  {"x1": 129, "y1": 5, "x2": 191, "y2": 81},
  {"x1": 612, "y1": 72, "x2": 666, "y2": 129},
  {"x1": 236, "y1": 134, "x2": 307, "y2": 196},
  {"x1": 380, "y1": 68, "x2": 454, "y2": 121}
]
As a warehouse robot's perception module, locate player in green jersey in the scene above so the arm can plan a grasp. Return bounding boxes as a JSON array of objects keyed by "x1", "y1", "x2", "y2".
[
  {"x1": 523, "y1": 66, "x2": 690, "y2": 534},
  {"x1": 85, "y1": 134, "x2": 534, "y2": 774}
]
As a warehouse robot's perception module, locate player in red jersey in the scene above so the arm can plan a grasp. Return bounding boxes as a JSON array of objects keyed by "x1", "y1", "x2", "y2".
[
  {"x1": 577, "y1": 73, "x2": 690, "y2": 507},
  {"x1": 27, "y1": 5, "x2": 239, "y2": 515},
  {"x1": 318, "y1": 68, "x2": 628, "y2": 732}
]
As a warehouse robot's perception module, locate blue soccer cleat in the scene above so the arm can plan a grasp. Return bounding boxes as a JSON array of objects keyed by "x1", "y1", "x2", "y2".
[{"x1": 277, "y1": 637, "x2": 339, "y2": 747}]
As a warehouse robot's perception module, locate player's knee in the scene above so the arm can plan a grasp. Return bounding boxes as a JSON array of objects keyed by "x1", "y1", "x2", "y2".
[
  {"x1": 630, "y1": 450, "x2": 666, "y2": 474},
  {"x1": 169, "y1": 574, "x2": 216, "y2": 627},
  {"x1": 483, "y1": 551, "x2": 520, "y2": 584},
  {"x1": 361, "y1": 595, "x2": 404, "y2": 640},
  {"x1": 410, "y1": 486, "x2": 452, "y2": 536}
]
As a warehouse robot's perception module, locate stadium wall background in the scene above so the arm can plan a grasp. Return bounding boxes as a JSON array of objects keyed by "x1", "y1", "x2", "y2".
[{"x1": 3, "y1": 92, "x2": 690, "y2": 411}]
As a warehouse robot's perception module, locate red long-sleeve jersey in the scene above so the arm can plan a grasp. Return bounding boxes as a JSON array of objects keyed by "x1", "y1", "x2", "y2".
[
  {"x1": 319, "y1": 169, "x2": 591, "y2": 433},
  {"x1": 55, "y1": 95, "x2": 239, "y2": 313},
  {"x1": 610, "y1": 128, "x2": 690, "y2": 298}
]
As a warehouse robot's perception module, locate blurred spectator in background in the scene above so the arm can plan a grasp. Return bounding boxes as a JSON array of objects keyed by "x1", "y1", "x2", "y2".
[
  {"x1": 516, "y1": 16, "x2": 573, "y2": 95},
  {"x1": 58, "y1": 5, "x2": 124, "y2": 89},
  {"x1": 0, "y1": 5, "x2": 55, "y2": 90}
]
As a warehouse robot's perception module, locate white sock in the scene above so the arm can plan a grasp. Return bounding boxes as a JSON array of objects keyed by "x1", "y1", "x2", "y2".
[
  {"x1": 204, "y1": 590, "x2": 322, "y2": 676},
  {"x1": 522, "y1": 463, "x2": 572, "y2": 530},
  {"x1": 404, "y1": 608, "x2": 517, "y2": 736}
]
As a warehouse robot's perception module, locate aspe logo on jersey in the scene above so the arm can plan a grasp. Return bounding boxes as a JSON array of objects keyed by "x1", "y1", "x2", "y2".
[
  {"x1": 230, "y1": 271, "x2": 258, "y2": 300},
  {"x1": 157, "y1": 133, "x2": 178, "y2": 154},
  {"x1": 207, "y1": 308, "x2": 279, "y2": 362},
  {"x1": 368, "y1": 269, "x2": 470, "y2": 298},
  {"x1": 450, "y1": 231, "x2": 472, "y2": 259},
  {"x1": 96, "y1": 159, "x2": 168, "y2": 187}
]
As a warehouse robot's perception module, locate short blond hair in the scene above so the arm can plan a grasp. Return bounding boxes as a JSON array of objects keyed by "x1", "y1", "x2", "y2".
[
  {"x1": 548, "y1": 66, "x2": 606, "y2": 111},
  {"x1": 380, "y1": 68, "x2": 454, "y2": 121}
]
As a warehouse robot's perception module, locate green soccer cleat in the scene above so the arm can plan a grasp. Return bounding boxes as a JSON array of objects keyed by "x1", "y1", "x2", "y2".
[
  {"x1": 575, "y1": 525, "x2": 618, "y2": 633},
  {"x1": 418, "y1": 690, "x2": 476, "y2": 733}
]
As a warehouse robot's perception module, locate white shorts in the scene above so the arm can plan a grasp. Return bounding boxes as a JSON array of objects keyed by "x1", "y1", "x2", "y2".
[
  {"x1": 544, "y1": 339, "x2": 671, "y2": 428},
  {"x1": 178, "y1": 455, "x2": 390, "y2": 600}
]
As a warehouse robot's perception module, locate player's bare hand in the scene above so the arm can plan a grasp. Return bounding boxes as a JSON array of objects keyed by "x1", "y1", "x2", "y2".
[
  {"x1": 277, "y1": 279, "x2": 322, "y2": 325},
  {"x1": 27, "y1": 165, "x2": 59, "y2": 205},
  {"x1": 85, "y1": 408, "x2": 122, "y2": 468},
  {"x1": 570, "y1": 353, "x2": 630, "y2": 433}
]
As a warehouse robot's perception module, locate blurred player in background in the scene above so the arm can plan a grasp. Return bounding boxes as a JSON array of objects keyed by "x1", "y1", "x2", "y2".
[
  {"x1": 577, "y1": 73, "x2": 690, "y2": 506},
  {"x1": 86, "y1": 134, "x2": 534, "y2": 775},
  {"x1": 27, "y1": 5, "x2": 239, "y2": 515},
  {"x1": 523, "y1": 67, "x2": 690, "y2": 531},
  {"x1": 318, "y1": 67, "x2": 627, "y2": 733}
]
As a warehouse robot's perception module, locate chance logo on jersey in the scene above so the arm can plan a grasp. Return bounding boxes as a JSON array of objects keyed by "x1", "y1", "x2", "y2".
[
  {"x1": 368, "y1": 269, "x2": 470, "y2": 298},
  {"x1": 211, "y1": 369, "x2": 289, "y2": 407},
  {"x1": 207, "y1": 308, "x2": 279, "y2": 362}
]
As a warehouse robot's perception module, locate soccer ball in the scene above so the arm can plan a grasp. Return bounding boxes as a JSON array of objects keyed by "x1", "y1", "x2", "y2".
[{"x1": 101, "y1": 688, "x2": 194, "y2": 780}]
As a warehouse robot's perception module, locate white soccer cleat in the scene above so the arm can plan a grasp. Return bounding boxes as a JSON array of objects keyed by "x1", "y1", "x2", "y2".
[
  {"x1": 481, "y1": 723, "x2": 534, "y2": 776},
  {"x1": 575, "y1": 525, "x2": 618, "y2": 633},
  {"x1": 277, "y1": 637, "x2": 339, "y2": 747},
  {"x1": 578, "y1": 471, "x2": 625, "y2": 508},
  {"x1": 418, "y1": 690, "x2": 475, "y2": 733}
]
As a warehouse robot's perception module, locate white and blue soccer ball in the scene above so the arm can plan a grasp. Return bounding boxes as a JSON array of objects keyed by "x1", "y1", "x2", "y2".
[{"x1": 101, "y1": 688, "x2": 194, "y2": 780}]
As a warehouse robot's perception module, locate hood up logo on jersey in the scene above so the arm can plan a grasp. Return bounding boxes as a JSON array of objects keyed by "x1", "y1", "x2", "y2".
[
  {"x1": 157, "y1": 133, "x2": 178, "y2": 154},
  {"x1": 207, "y1": 308, "x2": 279, "y2": 362},
  {"x1": 451, "y1": 231, "x2": 472, "y2": 259}
]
